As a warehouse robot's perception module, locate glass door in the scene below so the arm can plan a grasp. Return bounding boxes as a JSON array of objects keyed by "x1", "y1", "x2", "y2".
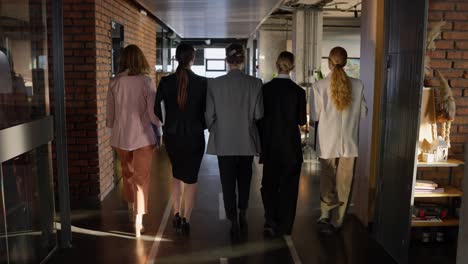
[{"x1": 0, "y1": 0, "x2": 57, "y2": 263}]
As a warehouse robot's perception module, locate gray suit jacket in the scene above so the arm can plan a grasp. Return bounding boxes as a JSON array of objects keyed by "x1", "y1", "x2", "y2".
[{"x1": 205, "y1": 69, "x2": 264, "y2": 156}]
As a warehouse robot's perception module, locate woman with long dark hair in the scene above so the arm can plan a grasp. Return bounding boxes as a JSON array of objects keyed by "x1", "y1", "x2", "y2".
[
  {"x1": 310, "y1": 46, "x2": 367, "y2": 233},
  {"x1": 107, "y1": 45, "x2": 161, "y2": 237},
  {"x1": 155, "y1": 43, "x2": 207, "y2": 235}
]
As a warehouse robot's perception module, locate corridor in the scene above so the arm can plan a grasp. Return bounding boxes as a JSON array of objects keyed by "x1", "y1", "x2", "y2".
[
  {"x1": 2, "y1": 0, "x2": 467, "y2": 263},
  {"x1": 48, "y1": 145, "x2": 395, "y2": 264}
]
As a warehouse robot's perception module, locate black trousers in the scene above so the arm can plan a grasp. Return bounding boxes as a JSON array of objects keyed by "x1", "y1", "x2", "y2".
[
  {"x1": 217, "y1": 156, "x2": 254, "y2": 222},
  {"x1": 261, "y1": 160, "x2": 302, "y2": 235}
]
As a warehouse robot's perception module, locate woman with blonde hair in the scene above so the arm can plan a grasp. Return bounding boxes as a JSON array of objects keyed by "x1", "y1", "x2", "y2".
[
  {"x1": 259, "y1": 51, "x2": 306, "y2": 237},
  {"x1": 107, "y1": 44, "x2": 161, "y2": 237},
  {"x1": 310, "y1": 46, "x2": 367, "y2": 233}
]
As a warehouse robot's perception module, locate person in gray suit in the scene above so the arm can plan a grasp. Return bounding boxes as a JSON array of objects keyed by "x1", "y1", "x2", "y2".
[{"x1": 205, "y1": 43, "x2": 263, "y2": 238}]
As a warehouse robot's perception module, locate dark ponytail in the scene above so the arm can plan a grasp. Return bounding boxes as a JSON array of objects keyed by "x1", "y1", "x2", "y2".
[{"x1": 175, "y1": 43, "x2": 195, "y2": 110}]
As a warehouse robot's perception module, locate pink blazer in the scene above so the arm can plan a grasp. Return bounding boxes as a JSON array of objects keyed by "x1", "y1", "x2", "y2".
[{"x1": 106, "y1": 71, "x2": 161, "y2": 151}]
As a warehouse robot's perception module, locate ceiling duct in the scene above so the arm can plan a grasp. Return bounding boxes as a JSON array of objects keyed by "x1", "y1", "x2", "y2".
[{"x1": 282, "y1": 0, "x2": 333, "y2": 8}]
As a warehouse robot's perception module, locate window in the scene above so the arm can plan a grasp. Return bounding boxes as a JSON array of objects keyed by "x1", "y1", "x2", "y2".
[
  {"x1": 205, "y1": 59, "x2": 226, "y2": 72},
  {"x1": 111, "y1": 21, "x2": 124, "y2": 76}
]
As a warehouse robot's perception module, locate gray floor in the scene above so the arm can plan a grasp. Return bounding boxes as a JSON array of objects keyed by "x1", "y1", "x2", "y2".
[{"x1": 48, "y1": 146, "x2": 397, "y2": 264}]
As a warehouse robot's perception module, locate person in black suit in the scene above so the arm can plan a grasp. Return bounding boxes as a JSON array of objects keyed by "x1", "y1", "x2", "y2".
[
  {"x1": 259, "y1": 51, "x2": 307, "y2": 237},
  {"x1": 155, "y1": 43, "x2": 207, "y2": 235}
]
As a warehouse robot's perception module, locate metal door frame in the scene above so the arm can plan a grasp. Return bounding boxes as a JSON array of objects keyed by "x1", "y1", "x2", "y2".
[
  {"x1": 0, "y1": 0, "x2": 71, "y2": 262},
  {"x1": 0, "y1": 118, "x2": 54, "y2": 163},
  {"x1": 372, "y1": 0, "x2": 428, "y2": 263},
  {"x1": 0, "y1": 117, "x2": 55, "y2": 263},
  {"x1": 458, "y1": 143, "x2": 468, "y2": 263},
  {"x1": 52, "y1": 0, "x2": 72, "y2": 249}
]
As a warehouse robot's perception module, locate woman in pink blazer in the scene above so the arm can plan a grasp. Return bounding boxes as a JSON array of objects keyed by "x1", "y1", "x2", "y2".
[{"x1": 106, "y1": 45, "x2": 161, "y2": 237}]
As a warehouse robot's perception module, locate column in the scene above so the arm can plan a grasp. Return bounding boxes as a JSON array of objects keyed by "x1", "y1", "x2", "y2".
[
  {"x1": 258, "y1": 20, "x2": 290, "y2": 82},
  {"x1": 292, "y1": 9, "x2": 323, "y2": 85}
]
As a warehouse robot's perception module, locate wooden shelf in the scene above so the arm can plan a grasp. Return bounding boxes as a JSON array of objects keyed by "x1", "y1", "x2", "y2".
[
  {"x1": 417, "y1": 159, "x2": 464, "y2": 168},
  {"x1": 412, "y1": 218, "x2": 459, "y2": 227},
  {"x1": 414, "y1": 186, "x2": 463, "y2": 198}
]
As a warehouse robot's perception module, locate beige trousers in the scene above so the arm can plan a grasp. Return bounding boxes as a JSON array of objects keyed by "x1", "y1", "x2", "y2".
[
  {"x1": 319, "y1": 157, "x2": 356, "y2": 227},
  {"x1": 115, "y1": 145, "x2": 154, "y2": 214}
]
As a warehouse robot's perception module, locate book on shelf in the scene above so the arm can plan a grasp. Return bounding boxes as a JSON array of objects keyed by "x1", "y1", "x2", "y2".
[
  {"x1": 415, "y1": 185, "x2": 437, "y2": 190},
  {"x1": 415, "y1": 180, "x2": 438, "y2": 188},
  {"x1": 412, "y1": 216, "x2": 443, "y2": 223},
  {"x1": 414, "y1": 188, "x2": 445, "y2": 193}
]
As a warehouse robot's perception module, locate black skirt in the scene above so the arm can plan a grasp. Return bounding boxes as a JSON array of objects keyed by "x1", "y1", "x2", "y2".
[{"x1": 164, "y1": 133, "x2": 205, "y2": 184}]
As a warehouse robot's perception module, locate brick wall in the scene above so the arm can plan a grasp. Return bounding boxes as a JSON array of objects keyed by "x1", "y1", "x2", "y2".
[
  {"x1": 62, "y1": 0, "x2": 99, "y2": 202},
  {"x1": 62, "y1": 0, "x2": 157, "y2": 205},
  {"x1": 423, "y1": 0, "x2": 468, "y2": 185}
]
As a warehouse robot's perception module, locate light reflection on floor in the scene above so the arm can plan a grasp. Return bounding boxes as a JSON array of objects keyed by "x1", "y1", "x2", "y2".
[{"x1": 55, "y1": 222, "x2": 171, "y2": 242}]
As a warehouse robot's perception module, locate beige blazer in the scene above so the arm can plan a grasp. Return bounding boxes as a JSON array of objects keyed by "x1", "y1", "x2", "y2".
[
  {"x1": 106, "y1": 71, "x2": 161, "y2": 151},
  {"x1": 310, "y1": 75, "x2": 367, "y2": 159}
]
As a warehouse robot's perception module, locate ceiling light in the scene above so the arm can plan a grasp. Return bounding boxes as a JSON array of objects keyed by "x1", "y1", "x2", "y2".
[{"x1": 140, "y1": 9, "x2": 147, "y2": 16}]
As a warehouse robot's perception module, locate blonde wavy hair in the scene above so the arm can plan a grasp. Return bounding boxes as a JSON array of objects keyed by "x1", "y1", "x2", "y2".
[
  {"x1": 118, "y1": 44, "x2": 150, "y2": 76},
  {"x1": 329, "y1": 47, "x2": 352, "y2": 111},
  {"x1": 276, "y1": 51, "x2": 295, "y2": 73}
]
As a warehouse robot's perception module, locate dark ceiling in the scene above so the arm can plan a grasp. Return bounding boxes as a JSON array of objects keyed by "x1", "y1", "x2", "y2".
[{"x1": 136, "y1": 0, "x2": 284, "y2": 39}]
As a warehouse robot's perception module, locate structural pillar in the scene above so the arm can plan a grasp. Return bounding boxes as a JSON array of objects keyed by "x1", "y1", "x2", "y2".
[
  {"x1": 353, "y1": 0, "x2": 385, "y2": 226},
  {"x1": 258, "y1": 20, "x2": 290, "y2": 82},
  {"x1": 292, "y1": 9, "x2": 323, "y2": 86}
]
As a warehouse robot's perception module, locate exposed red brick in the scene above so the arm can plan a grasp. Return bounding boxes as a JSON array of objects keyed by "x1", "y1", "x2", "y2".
[
  {"x1": 455, "y1": 41, "x2": 468, "y2": 49},
  {"x1": 427, "y1": 50, "x2": 446, "y2": 59},
  {"x1": 429, "y1": 2, "x2": 455, "y2": 11},
  {"x1": 450, "y1": 79, "x2": 468, "y2": 88},
  {"x1": 451, "y1": 87, "x2": 463, "y2": 97},
  {"x1": 457, "y1": 3, "x2": 468, "y2": 11},
  {"x1": 67, "y1": 11, "x2": 84, "y2": 18},
  {"x1": 435, "y1": 40, "x2": 454, "y2": 49},
  {"x1": 431, "y1": 59, "x2": 452, "y2": 68},
  {"x1": 445, "y1": 12, "x2": 468, "y2": 20},
  {"x1": 443, "y1": 31, "x2": 468, "y2": 40},
  {"x1": 447, "y1": 51, "x2": 464, "y2": 59},
  {"x1": 453, "y1": 117, "x2": 468, "y2": 126},
  {"x1": 75, "y1": 64, "x2": 95, "y2": 72},
  {"x1": 425, "y1": 69, "x2": 435, "y2": 79},
  {"x1": 426, "y1": 79, "x2": 441, "y2": 87},
  {"x1": 454, "y1": 61, "x2": 468, "y2": 69},
  {"x1": 454, "y1": 21, "x2": 468, "y2": 30},
  {"x1": 429, "y1": 11, "x2": 444, "y2": 21},
  {"x1": 458, "y1": 124, "x2": 468, "y2": 133},
  {"x1": 73, "y1": 34, "x2": 95, "y2": 42},
  {"x1": 437, "y1": 69, "x2": 464, "y2": 78},
  {"x1": 449, "y1": 134, "x2": 468, "y2": 143},
  {"x1": 457, "y1": 108, "x2": 468, "y2": 116},
  {"x1": 73, "y1": 4, "x2": 95, "y2": 11}
]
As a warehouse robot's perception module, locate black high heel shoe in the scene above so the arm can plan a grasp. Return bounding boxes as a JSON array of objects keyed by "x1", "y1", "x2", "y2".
[
  {"x1": 181, "y1": 218, "x2": 190, "y2": 235},
  {"x1": 172, "y1": 213, "x2": 182, "y2": 231}
]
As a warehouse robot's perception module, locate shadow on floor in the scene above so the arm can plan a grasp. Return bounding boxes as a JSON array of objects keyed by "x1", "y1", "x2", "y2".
[{"x1": 48, "y1": 148, "x2": 397, "y2": 264}]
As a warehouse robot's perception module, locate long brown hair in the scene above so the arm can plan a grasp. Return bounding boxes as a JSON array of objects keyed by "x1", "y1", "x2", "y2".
[
  {"x1": 329, "y1": 47, "x2": 352, "y2": 111},
  {"x1": 118, "y1": 45, "x2": 150, "y2": 76},
  {"x1": 175, "y1": 43, "x2": 195, "y2": 111}
]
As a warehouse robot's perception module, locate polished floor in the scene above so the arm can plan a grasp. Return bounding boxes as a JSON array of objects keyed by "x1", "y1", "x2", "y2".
[{"x1": 48, "y1": 146, "x2": 397, "y2": 264}]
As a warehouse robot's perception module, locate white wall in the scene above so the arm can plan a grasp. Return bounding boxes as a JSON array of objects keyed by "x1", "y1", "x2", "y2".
[{"x1": 321, "y1": 27, "x2": 361, "y2": 78}]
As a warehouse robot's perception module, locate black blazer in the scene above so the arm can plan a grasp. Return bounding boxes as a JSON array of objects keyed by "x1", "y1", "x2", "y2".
[
  {"x1": 155, "y1": 70, "x2": 207, "y2": 136},
  {"x1": 259, "y1": 78, "x2": 307, "y2": 163}
]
